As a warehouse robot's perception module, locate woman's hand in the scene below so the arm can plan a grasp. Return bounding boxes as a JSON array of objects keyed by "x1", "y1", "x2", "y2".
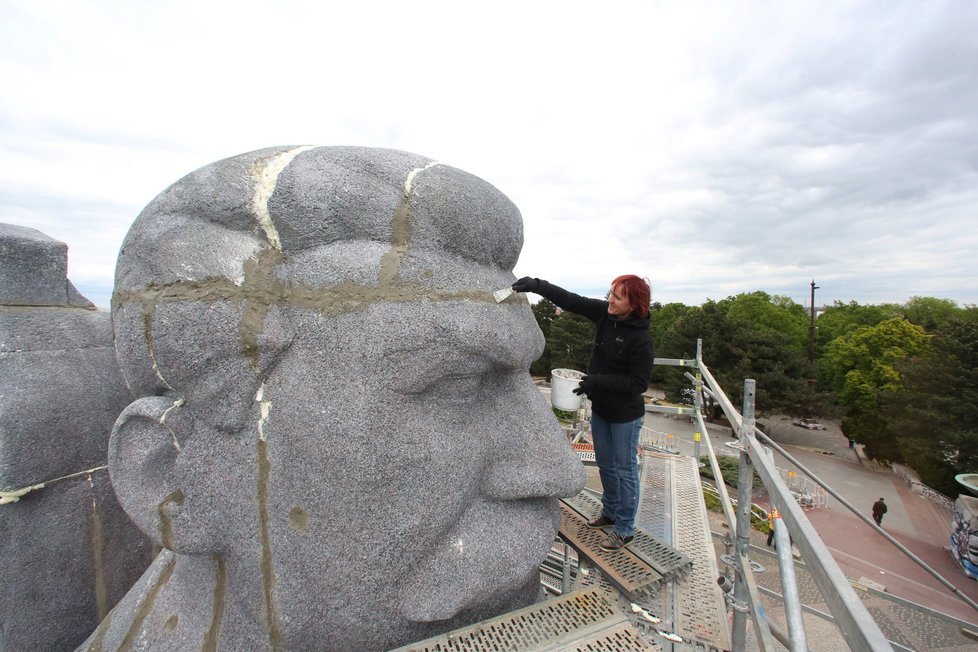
[{"x1": 512, "y1": 277, "x2": 540, "y2": 293}]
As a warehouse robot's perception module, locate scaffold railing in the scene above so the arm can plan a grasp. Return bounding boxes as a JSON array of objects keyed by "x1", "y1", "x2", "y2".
[
  {"x1": 656, "y1": 337, "x2": 978, "y2": 650},
  {"x1": 657, "y1": 338, "x2": 897, "y2": 651}
]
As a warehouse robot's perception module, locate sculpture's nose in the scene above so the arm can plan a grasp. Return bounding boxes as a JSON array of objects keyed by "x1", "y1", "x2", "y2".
[{"x1": 480, "y1": 373, "x2": 586, "y2": 501}]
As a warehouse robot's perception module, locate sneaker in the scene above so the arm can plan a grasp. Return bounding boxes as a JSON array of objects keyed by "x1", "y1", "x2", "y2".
[
  {"x1": 600, "y1": 531, "x2": 633, "y2": 551},
  {"x1": 587, "y1": 514, "x2": 615, "y2": 529}
]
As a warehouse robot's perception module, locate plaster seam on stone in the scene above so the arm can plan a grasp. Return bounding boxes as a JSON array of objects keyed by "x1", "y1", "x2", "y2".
[
  {"x1": 251, "y1": 146, "x2": 316, "y2": 250},
  {"x1": 86, "y1": 606, "x2": 112, "y2": 651},
  {"x1": 256, "y1": 438, "x2": 283, "y2": 649},
  {"x1": 240, "y1": 248, "x2": 284, "y2": 374},
  {"x1": 404, "y1": 160, "x2": 440, "y2": 195},
  {"x1": 158, "y1": 490, "x2": 184, "y2": 550},
  {"x1": 118, "y1": 553, "x2": 176, "y2": 652},
  {"x1": 160, "y1": 398, "x2": 185, "y2": 451},
  {"x1": 0, "y1": 301, "x2": 97, "y2": 310},
  {"x1": 203, "y1": 555, "x2": 227, "y2": 652},
  {"x1": 89, "y1": 474, "x2": 109, "y2": 621},
  {"x1": 256, "y1": 383, "x2": 272, "y2": 442},
  {"x1": 378, "y1": 161, "x2": 440, "y2": 287},
  {"x1": 143, "y1": 305, "x2": 176, "y2": 392},
  {"x1": 0, "y1": 465, "x2": 109, "y2": 505},
  {"x1": 116, "y1": 282, "x2": 500, "y2": 317}
]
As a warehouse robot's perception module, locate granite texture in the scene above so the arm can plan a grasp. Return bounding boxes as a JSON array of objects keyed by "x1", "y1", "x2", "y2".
[
  {"x1": 0, "y1": 223, "x2": 93, "y2": 307},
  {"x1": 0, "y1": 224, "x2": 153, "y2": 651},
  {"x1": 84, "y1": 146, "x2": 585, "y2": 651}
]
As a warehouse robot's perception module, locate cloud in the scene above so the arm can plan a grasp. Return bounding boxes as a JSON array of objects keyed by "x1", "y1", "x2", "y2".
[{"x1": 2, "y1": 0, "x2": 977, "y2": 310}]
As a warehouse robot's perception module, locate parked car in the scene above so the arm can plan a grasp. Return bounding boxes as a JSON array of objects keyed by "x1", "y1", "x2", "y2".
[{"x1": 793, "y1": 418, "x2": 826, "y2": 431}]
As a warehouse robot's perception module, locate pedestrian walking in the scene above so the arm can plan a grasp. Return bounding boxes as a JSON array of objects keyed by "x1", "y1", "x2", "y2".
[
  {"x1": 767, "y1": 507, "x2": 780, "y2": 546},
  {"x1": 872, "y1": 497, "x2": 887, "y2": 525}
]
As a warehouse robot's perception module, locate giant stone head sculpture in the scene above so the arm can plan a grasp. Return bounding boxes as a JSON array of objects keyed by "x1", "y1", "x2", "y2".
[{"x1": 83, "y1": 146, "x2": 585, "y2": 651}]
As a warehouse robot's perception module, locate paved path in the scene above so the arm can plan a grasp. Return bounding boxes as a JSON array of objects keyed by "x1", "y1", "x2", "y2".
[
  {"x1": 639, "y1": 408, "x2": 978, "y2": 626},
  {"x1": 742, "y1": 428, "x2": 978, "y2": 627}
]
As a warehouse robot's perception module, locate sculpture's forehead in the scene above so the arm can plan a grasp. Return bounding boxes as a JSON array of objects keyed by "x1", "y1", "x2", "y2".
[
  {"x1": 276, "y1": 244, "x2": 516, "y2": 312},
  {"x1": 284, "y1": 300, "x2": 541, "y2": 370},
  {"x1": 273, "y1": 149, "x2": 524, "y2": 272},
  {"x1": 115, "y1": 146, "x2": 523, "y2": 294}
]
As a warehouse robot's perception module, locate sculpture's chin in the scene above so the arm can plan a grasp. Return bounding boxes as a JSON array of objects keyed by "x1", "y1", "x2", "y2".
[
  {"x1": 395, "y1": 498, "x2": 558, "y2": 624},
  {"x1": 420, "y1": 567, "x2": 540, "y2": 625}
]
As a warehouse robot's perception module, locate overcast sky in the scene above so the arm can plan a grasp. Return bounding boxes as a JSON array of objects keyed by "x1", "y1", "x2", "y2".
[{"x1": 2, "y1": 0, "x2": 976, "y2": 310}]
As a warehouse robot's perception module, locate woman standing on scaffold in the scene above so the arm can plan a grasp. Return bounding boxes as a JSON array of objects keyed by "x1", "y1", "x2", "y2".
[{"x1": 512, "y1": 274, "x2": 653, "y2": 551}]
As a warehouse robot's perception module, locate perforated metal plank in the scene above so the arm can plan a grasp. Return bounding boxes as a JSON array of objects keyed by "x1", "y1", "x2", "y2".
[
  {"x1": 559, "y1": 502, "x2": 663, "y2": 598},
  {"x1": 391, "y1": 587, "x2": 637, "y2": 652},
  {"x1": 635, "y1": 454, "x2": 675, "y2": 629},
  {"x1": 667, "y1": 455, "x2": 732, "y2": 650},
  {"x1": 562, "y1": 489, "x2": 604, "y2": 521},
  {"x1": 572, "y1": 442, "x2": 596, "y2": 465},
  {"x1": 539, "y1": 570, "x2": 564, "y2": 596},
  {"x1": 563, "y1": 491, "x2": 692, "y2": 581},
  {"x1": 541, "y1": 620, "x2": 660, "y2": 651},
  {"x1": 539, "y1": 541, "x2": 581, "y2": 596}
]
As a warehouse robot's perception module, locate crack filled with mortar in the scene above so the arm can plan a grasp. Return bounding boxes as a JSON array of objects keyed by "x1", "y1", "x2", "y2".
[
  {"x1": 1, "y1": 465, "x2": 109, "y2": 505},
  {"x1": 250, "y1": 146, "x2": 316, "y2": 251},
  {"x1": 117, "y1": 553, "x2": 176, "y2": 652},
  {"x1": 86, "y1": 608, "x2": 111, "y2": 652},
  {"x1": 256, "y1": 438, "x2": 282, "y2": 650},
  {"x1": 157, "y1": 489, "x2": 184, "y2": 551},
  {"x1": 378, "y1": 162, "x2": 440, "y2": 288},
  {"x1": 89, "y1": 474, "x2": 108, "y2": 622},
  {"x1": 142, "y1": 301, "x2": 176, "y2": 391},
  {"x1": 116, "y1": 280, "x2": 505, "y2": 318},
  {"x1": 240, "y1": 248, "x2": 284, "y2": 373},
  {"x1": 113, "y1": 279, "x2": 243, "y2": 306},
  {"x1": 255, "y1": 383, "x2": 272, "y2": 442},
  {"x1": 160, "y1": 398, "x2": 185, "y2": 452},
  {"x1": 378, "y1": 195, "x2": 412, "y2": 287},
  {"x1": 203, "y1": 555, "x2": 227, "y2": 652}
]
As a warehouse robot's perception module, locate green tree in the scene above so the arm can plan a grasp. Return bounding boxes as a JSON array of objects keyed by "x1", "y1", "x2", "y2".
[
  {"x1": 529, "y1": 299, "x2": 558, "y2": 375},
  {"x1": 659, "y1": 299, "x2": 815, "y2": 416},
  {"x1": 900, "y1": 296, "x2": 961, "y2": 332},
  {"x1": 822, "y1": 317, "x2": 931, "y2": 459},
  {"x1": 882, "y1": 309, "x2": 978, "y2": 495},
  {"x1": 815, "y1": 301, "x2": 900, "y2": 355},
  {"x1": 546, "y1": 310, "x2": 594, "y2": 374},
  {"x1": 721, "y1": 292, "x2": 808, "y2": 349},
  {"x1": 659, "y1": 300, "x2": 737, "y2": 410},
  {"x1": 650, "y1": 302, "x2": 694, "y2": 351},
  {"x1": 649, "y1": 302, "x2": 693, "y2": 383}
]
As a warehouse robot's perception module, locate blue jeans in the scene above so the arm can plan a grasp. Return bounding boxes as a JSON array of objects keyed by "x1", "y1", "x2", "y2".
[{"x1": 591, "y1": 413, "x2": 642, "y2": 537}]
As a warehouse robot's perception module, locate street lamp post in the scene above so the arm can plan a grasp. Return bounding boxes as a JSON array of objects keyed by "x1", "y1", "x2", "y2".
[{"x1": 808, "y1": 280, "x2": 819, "y2": 368}]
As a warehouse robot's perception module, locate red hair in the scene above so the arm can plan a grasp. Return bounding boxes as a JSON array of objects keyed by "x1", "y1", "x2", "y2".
[{"x1": 611, "y1": 275, "x2": 651, "y2": 318}]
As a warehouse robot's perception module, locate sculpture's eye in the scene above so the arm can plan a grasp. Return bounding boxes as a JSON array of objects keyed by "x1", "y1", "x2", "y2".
[{"x1": 425, "y1": 374, "x2": 484, "y2": 402}]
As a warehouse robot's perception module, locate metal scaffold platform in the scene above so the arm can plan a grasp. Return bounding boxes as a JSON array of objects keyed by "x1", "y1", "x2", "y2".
[
  {"x1": 634, "y1": 451, "x2": 732, "y2": 650},
  {"x1": 391, "y1": 587, "x2": 656, "y2": 652},
  {"x1": 398, "y1": 449, "x2": 732, "y2": 651}
]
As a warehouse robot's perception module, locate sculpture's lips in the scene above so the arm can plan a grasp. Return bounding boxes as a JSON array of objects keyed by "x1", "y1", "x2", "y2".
[{"x1": 395, "y1": 497, "x2": 560, "y2": 623}]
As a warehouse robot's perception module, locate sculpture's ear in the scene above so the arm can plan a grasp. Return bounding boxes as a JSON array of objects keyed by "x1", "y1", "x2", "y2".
[{"x1": 109, "y1": 396, "x2": 217, "y2": 553}]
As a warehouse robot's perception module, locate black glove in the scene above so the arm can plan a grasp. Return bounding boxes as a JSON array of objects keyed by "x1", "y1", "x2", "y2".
[
  {"x1": 572, "y1": 375, "x2": 594, "y2": 396},
  {"x1": 512, "y1": 277, "x2": 540, "y2": 293}
]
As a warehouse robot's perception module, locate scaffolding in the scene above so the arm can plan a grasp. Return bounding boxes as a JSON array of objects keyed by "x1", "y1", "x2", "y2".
[{"x1": 660, "y1": 338, "x2": 978, "y2": 651}]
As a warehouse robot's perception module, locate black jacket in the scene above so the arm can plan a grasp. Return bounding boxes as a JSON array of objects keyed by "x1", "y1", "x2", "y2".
[{"x1": 535, "y1": 279, "x2": 653, "y2": 422}]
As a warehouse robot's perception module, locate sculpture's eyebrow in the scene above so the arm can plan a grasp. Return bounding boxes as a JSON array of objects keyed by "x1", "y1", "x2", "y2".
[{"x1": 385, "y1": 329, "x2": 533, "y2": 369}]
